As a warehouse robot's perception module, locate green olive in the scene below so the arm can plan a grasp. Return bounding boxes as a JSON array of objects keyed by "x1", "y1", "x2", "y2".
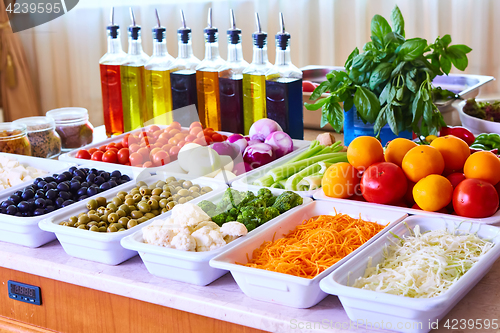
[
  {"x1": 148, "y1": 199, "x2": 159, "y2": 210},
  {"x1": 106, "y1": 202, "x2": 117, "y2": 211},
  {"x1": 127, "y1": 220, "x2": 138, "y2": 229},
  {"x1": 109, "y1": 223, "x2": 121, "y2": 230},
  {"x1": 69, "y1": 216, "x2": 78, "y2": 224},
  {"x1": 78, "y1": 215, "x2": 90, "y2": 224},
  {"x1": 104, "y1": 208, "x2": 114, "y2": 215},
  {"x1": 178, "y1": 189, "x2": 189, "y2": 197},
  {"x1": 178, "y1": 197, "x2": 187, "y2": 204},
  {"x1": 107, "y1": 213, "x2": 119, "y2": 223},
  {"x1": 137, "y1": 181, "x2": 147, "y2": 188},
  {"x1": 137, "y1": 202, "x2": 151, "y2": 213},
  {"x1": 201, "y1": 186, "x2": 213, "y2": 193},
  {"x1": 98, "y1": 226, "x2": 107, "y2": 232},
  {"x1": 165, "y1": 176, "x2": 176, "y2": 183},
  {"x1": 151, "y1": 209, "x2": 160, "y2": 216},
  {"x1": 125, "y1": 198, "x2": 135, "y2": 206},
  {"x1": 98, "y1": 221, "x2": 107, "y2": 227},
  {"x1": 174, "y1": 186, "x2": 183, "y2": 193},
  {"x1": 116, "y1": 209, "x2": 127, "y2": 218},
  {"x1": 140, "y1": 187, "x2": 152, "y2": 196},
  {"x1": 87, "y1": 221, "x2": 98, "y2": 228},
  {"x1": 161, "y1": 208, "x2": 168, "y2": 214},
  {"x1": 166, "y1": 197, "x2": 173, "y2": 202},
  {"x1": 125, "y1": 194, "x2": 133, "y2": 200},
  {"x1": 160, "y1": 191, "x2": 170, "y2": 198},
  {"x1": 107, "y1": 226, "x2": 118, "y2": 233},
  {"x1": 128, "y1": 205, "x2": 137, "y2": 212},
  {"x1": 151, "y1": 188, "x2": 162, "y2": 197},
  {"x1": 117, "y1": 191, "x2": 128, "y2": 197},
  {"x1": 97, "y1": 207, "x2": 106, "y2": 215},
  {"x1": 142, "y1": 195, "x2": 151, "y2": 202},
  {"x1": 185, "y1": 196, "x2": 194, "y2": 202},
  {"x1": 78, "y1": 212, "x2": 87, "y2": 218},
  {"x1": 87, "y1": 199, "x2": 98, "y2": 210},
  {"x1": 112, "y1": 197, "x2": 122, "y2": 206},
  {"x1": 182, "y1": 180, "x2": 193, "y2": 189},
  {"x1": 191, "y1": 192, "x2": 200, "y2": 198},
  {"x1": 89, "y1": 226, "x2": 99, "y2": 232},
  {"x1": 189, "y1": 186, "x2": 200, "y2": 193},
  {"x1": 159, "y1": 198, "x2": 168, "y2": 208},
  {"x1": 133, "y1": 193, "x2": 142, "y2": 202},
  {"x1": 66, "y1": 221, "x2": 75, "y2": 227},
  {"x1": 138, "y1": 217, "x2": 149, "y2": 223},
  {"x1": 96, "y1": 197, "x2": 107, "y2": 207},
  {"x1": 130, "y1": 189, "x2": 139, "y2": 196},
  {"x1": 118, "y1": 228, "x2": 126, "y2": 232},
  {"x1": 150, "y1": 195, "x2": 161, "y2": 202},
  {"x1": 101, "y1": 214, "x2": 109, "y2": 222},
  {"x1": 118, "y1": 217, "x2": 129, "y2": 225},
  {"x1": 167, "y1": 201, "x2": 176, "y2": 210},
  {"x1": 88, "y1": 209, "x2": 97, "y2": 215},
  {"x1": 59, "y1": 221, "x2": 66, "y2": 226},
  {"x1": 155, "y1": 180, "x2": 166, "y2": 188},
  {"x1": 77, "y1": 224, "x2": 87, "y2": 230},
  {"x1": 119, "y1": 204, "x2": 131, "y2": 214},
  {"x1": 144, "y1": 212, "x2": 155, "y2": 219},
  {"x1": 130, "y1": 210, "x2": 143, "y2": 219},
  {"x1": 172, "y1": 194, "x2": 181, "y2": 201}
]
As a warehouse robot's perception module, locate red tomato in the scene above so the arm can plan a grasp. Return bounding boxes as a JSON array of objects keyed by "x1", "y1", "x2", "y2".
[
  {"x1": 153, "y1": 151, "x2": 170, "y2": 166},
  {"x1": 404, "y1": 180, "x2": 416, "y2": 206},
  {"x1": 129, "y1": 152, "x2": 143, "y2": 166},
  {"x1": 170, "y1": 121, "x2": 182, "y2": 129},
  {"x1": 496, "y1": 182, "x2": 500, "y2": 205},
  {"x1": 203, "y1": 128, "x2": 215, "y2": 136},
  {"x1": 117, "y1": 148, "x2": 130, "y2": 165},
  {"x1": 99, "y1": 145, "x2": 107, "y2": 152},
  {"x1": 137, "y1": 147, "x2": 151, "y2": 162},
  {"x1": 185, "y1": 134, "x2": 196, "y2": 143},
  {"x1": 121, "y1": 134, "x2": 130, "y2": 148},
  {"x1": 107, "y1": 147, "x2": 119, "y2": 154},
  {"x1": 102, "y1": 150, "x2": 118, "y2": 163},
  {"x1": 91, "y1": 151, "x2": 104, "y2": 161},
  {"x1": 88, "y1": 148, "x2": 98, "y2": 155},
  {"x1": 212, "y1": 133, "x2": 223, "y2": 142},
  {"x1": 75, "y1": 150, "x2": 91, "y2": 159},
  {"x1": 169, "y1": 146, "x2": 180, "y2": 157},
  {"x1": 142, "y1": 161, "x2": 154, "y2": 168},
  {"x1": 221, "y1": 135, "x2": 228, "y2": 141},
  {"x1": 453, "y1": 179, "x2": 499, "y2": 218},
  {"x1": 447, "y1": 172, "x2": 466, "y2": 189},
  {"x1": 204, "y1": 136, "x2": 214, "y2": 144},
  {"x1": 189, "y1": 121, "x2": 202, "y2": 129},
  {"x1": 190, "y1": 127, "x2": 203, "y2": 136},
  {"x1": 115, "y1": 142, "x2": 123, "y2": 150},
  {"x1": 106, "y1": 143, "x2": 116, "y2": 150},
  {"x1": 302, "y1": 80, "x2": 318, "y2": 93},
  {"x1": 148, "y1": 125, "x2": 161, "y2": 133},
  {"x1": 361, "y1": 162, "x2": 408, "y2": 204},
  {"x1": 129, "y1": 143, "x2": 141, "y2": 153}
]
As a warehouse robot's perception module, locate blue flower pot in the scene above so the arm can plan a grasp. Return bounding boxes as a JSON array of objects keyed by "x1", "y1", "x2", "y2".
[{"x1": 343, "y1": 106, "x2": 413, "y2": 146}]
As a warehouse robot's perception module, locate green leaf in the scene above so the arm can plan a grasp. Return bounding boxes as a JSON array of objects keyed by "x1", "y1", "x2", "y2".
[
  {"x1": 440, "y1": 35, "x2": 452, "y2": 48},
  {"x1": 390, "y1": 5, "x2": 405, "y2": 37},
  {"x1": 354, "y1": 86, "x2": 381, "y2": 123},
  {"x1": 343, "y1": 95, "x2": 354, "y2": 112},
  {"x1": 391, "y1": 61, "x2": 406, "y2": 76},
  {"x1": 369, "y1": 63, "x2": 393, "y2": 90},
  {"x1": 386, "y1": 104, "x2": 399, "y2": 135},
  {"x1": 440, "y1": 54, "x2": 452, "y2": 74},
  {"x1": 450, "y1": 44, "x2": 472, "y2": 54},
  {"x1": 344, "y1": 47, "x2": 360, "y2": 68},
  {"x1": 371, "y1": 15, "x2": 392, "y2": 45},
  {"x1": 379, "y1": 82, "x2": 391, "y2": 105},
  {"x1": 384, "y1": 32, "x2": 405, "y2": 46},
  {"x1": 398, "y1": 38, "x2": 427, "y2": 61},
  {"x1": 405, "y1": 73, "x2": 417, "y2": 93},
  {"x1": 321, "y1": 100, "x2": 344, "y2": 132},
  {"x1": 374, "y1": 105, "x2": 388, "y2": 135},
  {"x1": 421, "y1": 88, "x2": 430, "y2": 102},
  {"x1": 305, "y1": 96, "x2": 331, "y2": 111},
  {"x1": 423, "y1": 100, "x2": 433, "y2": 125},
  {"x1": 411, "y1": 92, "x2": 423, "y2": 125},
  {"x1": 396, "y1": 87, "x2": 404, "y2": 100},
  {"x1": 309, "y1": 81, "x2": 330, "y2": 100},
  {"x1": 352, "y1": 54, "x2": 367, "y2": 69},
  {"x1": 447, "y1": 45, "x2": 468, "y2": 71}
]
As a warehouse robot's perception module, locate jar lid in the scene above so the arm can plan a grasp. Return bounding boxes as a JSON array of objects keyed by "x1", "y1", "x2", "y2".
[
  {"x1": 0, "y1": 122, "x2": 27, "y2": 139},
  {"x1": 13, "y1": 116, "x2": 55, "y2": 133},
  {"x1": 46, "y1": 107, "x2": 89, "y2": 125}
]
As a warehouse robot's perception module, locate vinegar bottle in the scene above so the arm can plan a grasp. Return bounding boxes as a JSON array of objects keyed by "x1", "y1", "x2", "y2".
[
  {"x1": 196, "y1": 8, "x2": 225, "y2": 130},
  {"x1": 170, "y1": 10, "x2": 200, "y2": 111},
  {"x1": 265, "y1": 13, "x2": 303, "y2": 139},
  {"x1": 242, "y1": 13, "x2": 273, "y2": 135},
  {"x1": 218, "y1": 9, "x2": 248, "y2": 134},
  {"x1": 120, "y1": 8, "x2": 149, "y2": 132},
  {"x1": 99, "y1": 7, "x2": 126, "y2": 137},
  {"x1": 144, "y1": 9, "x2": 174, "y2": 126}
]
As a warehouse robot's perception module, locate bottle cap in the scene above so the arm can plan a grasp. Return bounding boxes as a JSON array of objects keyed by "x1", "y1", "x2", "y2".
[
  {"x1": 107, "y1": 7, "x2": 119, "y2": 39},
  {"x1": 275, "y1": 12, "x2": 290, "y2": 50},
  {"x1": 226, "y1": 9, "x2": 241, "y2": 45},
  {"x1": 152, "y1": 9, "x2": 166, "y2": 42},
  {"x1": 204, "y1": 8, "x2": 218, "y2": 43},
  {"x1": 178, "y1": 9, "x2": 192, "y2": 44},
  {"x1": 128, "y1": 8, "x2": 141, "y2": 40},
  {"x1": 252, "y1": 12, "x2": 267, "y2": 48}
]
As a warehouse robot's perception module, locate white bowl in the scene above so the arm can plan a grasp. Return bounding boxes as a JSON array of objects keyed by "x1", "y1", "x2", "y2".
[
  {"x1": 39, "y1": 175, "x2": 225, "y2": 265},
  {"x1": 209, "y1": 201, "x2": 407, "y2": 308},
  {"x1": 120, "y1": 187, "x2": 312, "y2": 285},
  {"x1": 319, "y1": 215, "x2": 500, "y2": 333},
  {"x1": 458, "y1": 99, "x2": 500, "y2": 135}
]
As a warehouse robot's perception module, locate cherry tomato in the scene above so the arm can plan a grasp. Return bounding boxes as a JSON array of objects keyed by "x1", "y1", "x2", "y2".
[
  {"x1": 193, "y1": 138, "x2": 207, "y2": 146},
  {"x1": 221, "y1": 135, "x2": 228, "y2": 141},
  {"x1": 196, "y1": 131, "x2": 206, "y2": 139},
  {"x1": 117, "y1": 148, "x2": 130, "y2": 165},
  {"x1": 148, "y1": 125, "x2": 161, "y2": 133},
  {"x1": 189, "y1": 127, "x2": 203, "y2": 136},
  {"x1": 91, "y1": 151, "x2": 104, "y2": 161},
  {"x1": 174, "y1": 133, "x2": 186, "y2": 141},
  {"x1": 106, "y1": 143, "x2": 117, "y2": 150},
  {"x1": 453, "y1": 179, "x2": 499, "y2": 218},
  {"x1": 189, "y1": 121, "x2": 202, "y2": 129},
  {"x1": 404, "y1": 180, "x2": 416, "y2": 206},
  {"x1": 75, "y1": 150, "x2": 91, "y2": 159},
  {"x1": 170, "y1": 121, "x2": 182, "y2": 129},
  {"x1": 129, "y1": 152, "x2": 143, "y2": 166},
  {"x1": 203, "y1": 128, "x2": 215, "y2": 136},
  {"x1": 161, "y1": 144, "x2": 174, "y2": 152},
  {"x1": 107, "y1": 147, "x2": 119, "y2": 154},
  {"x1": 447, "y1": 172, "x2": 466, "y2": 189},
  {"x1": 185, "y1": 134, "x2": 196, "y2": 143},
  {"x1": 102, "y1": 150, "x2": 118, "y2": 163},
  {"x1": 155, "y1": 139, "x2": 168, "y2": 147},
  {"x1": 152, "y1": 130, "x2": 163, "y2": 138},
  {"x1": 169, "y1": 146, "x2": 180, "y2": 157},
  {"x1": 122, "y1": 134, "x2": 131, "y2": 148},
  {"x1": 204, "y1": 135, "x2": 214, "y2": 144},
  {"x1": 115, "y1": 142, "x2": 123, "y2": 150},
  {"x1": 149, "y1": 148, "x2": 162, "y2": 159},
  {"x1": 212, "y1": 133, "x2": 223, "y2": 142},
  {"x1": 88, "y1": 148, "x2": 98, "y2": 155},
  {"x1": 158, "y1": 132, "x2": 172, "y2": 141},
  {"x1": 99, "y1": 145, "x2": 107, "y2": 152},
  {"x1": 153, "y1": 151, "x2": 170, "y2": 166},
  {"x1": 177, "y1": 141, "x2": 186, "y2": 148},
  {"x1": 169, "y1": 129, "x2": 180, "y2": 136},
  {"x1": 361, "y1": 162, "x2": 408, "y2": 204},
  {"x1": 129, "y1": 143, "x2": 141, "y2": 153},
  {"x1": 302, "y1": 80, "x2": 318, "y2": 93},
  {"x1": 137, "y1": 147, "x2": 151, "y2": 162},
  {"x1": 168, "y1": 137, "x2": 179, "y2": 145},
  {"x1": 142, "y1": 161, "x2": 154, "y2": 168}
]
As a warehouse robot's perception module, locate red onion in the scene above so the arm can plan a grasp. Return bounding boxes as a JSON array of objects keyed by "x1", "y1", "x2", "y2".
[{"x1": 264, "y1": 131, "x2": 293, "y2": 158}]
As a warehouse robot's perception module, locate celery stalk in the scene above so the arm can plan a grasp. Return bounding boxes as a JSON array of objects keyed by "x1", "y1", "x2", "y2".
[
  {"x1": 297, "y1": 173, "x2": 324, "y2": 191},
  {"x1": 284, "y1": 161, "x2": 332, "y2": 191},
  {"x1": 270, "y1": 179, "x2": 286, "y2": 189},
  {"x1": 269, "y1": 152, "x2": 347, "y2": 181},
  {"x1": 253, "y1": 174, "x2": 274, "y2": 187}
]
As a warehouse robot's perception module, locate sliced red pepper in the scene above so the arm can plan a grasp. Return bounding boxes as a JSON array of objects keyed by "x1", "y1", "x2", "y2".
[{"x1": 439, "y1": 126, "x2": 475, "y2": 146}]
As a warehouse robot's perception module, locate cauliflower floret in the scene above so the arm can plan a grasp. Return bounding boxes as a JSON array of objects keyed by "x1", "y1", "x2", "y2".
[
  {"x1": 170, "y1": 232, "x2": 197, "y2": 251},
  {"x1": 143, "y1": 217, "x2": 183, "y2": 247},
  {"x1": 220, "y1": 221, "x2": 248, "y2": 243},
  {"x1": 192, "y1": 221, "x2": 220, "y2": 232},
  {"x1": 171, "y1": 202, "x2": 211, "y2": 227},
  {"x1": 191, "y1": 226, "x2": 226, "y2": 252}
]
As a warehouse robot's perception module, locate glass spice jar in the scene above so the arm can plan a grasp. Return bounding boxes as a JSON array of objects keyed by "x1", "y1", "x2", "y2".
[
  {"x1": 46, "y1": 107, "x2": 94, "y2": 151},
  {"x1": 13, "y1": 116, "x2": 62, "y2": 158},
  {"x1": 0, "y1": 122, "x2": 31, "y2": 156}
]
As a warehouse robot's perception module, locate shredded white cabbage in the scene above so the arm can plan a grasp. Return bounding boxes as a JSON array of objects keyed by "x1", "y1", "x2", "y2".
[{"x1": 352, "y1": 225, "x2": 494, "y2": 298}]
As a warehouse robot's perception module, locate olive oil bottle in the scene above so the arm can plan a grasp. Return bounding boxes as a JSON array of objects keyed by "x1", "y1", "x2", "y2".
[
  {"x1": 144, "y1": 9, "x2": 174, "y2": 126},
  {"x1": 265, "y1": 13, "x2": 303, "y2": 139},
  {"x1": 99, "y1": 7, "x2": 127, "y2": 137},
  {"x1": 121, "y1": 8, "x2": 149, "y2": 132},
  {"x1": 170, "y1": 10, "x2": 201, "y2": 111},
  {"x1": 242, "y1": 13, "x2": 273, "y2": 135},
  {"x1": 196, "y1": 8, "x2": 225, "y2": 130},
  {"x1": 218, "y1": 9, "x2": 248, "y2": 134}
]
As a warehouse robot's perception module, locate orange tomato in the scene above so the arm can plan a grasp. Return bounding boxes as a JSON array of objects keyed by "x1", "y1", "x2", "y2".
[
  {"x1": 190, "y1": 127, "x2": 203, "y2": 136},
  {"x1": 321, "y1": 162, "x2": 359, "y2": 199},
  {"x1": 347, "y1": 136, "x2": 384, "y2": 171},
  {"x1": 413, "y1": 174, "x2": 453, "y2": 211},
  {"x1": 464, "y1": 151, "x2": 500, "y2": 185},
  {"x1": 384, "y1": 138, "x2": 418, "y2": 167},
  {"x1": 430, "y1": 135, "x2": 470, "y2": 173},
  {"x1": 402, "y1": 145, "x2": 445, "y2": 182}
]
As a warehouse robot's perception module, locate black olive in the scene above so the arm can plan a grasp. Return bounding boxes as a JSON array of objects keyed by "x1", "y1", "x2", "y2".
[
  {"x1": 59, "y1": 191, "x2": 71, "y2": 200},
  {"x1": 74, "y1": 169, "x2": 85, "y2": 178},
  {"x1": 72, "y1": 176, "x2": 83, "y2": 182},
  {"x1": 77, "y1": 187, "x2": 88, "y2": 197},
  {"x1": 111, "y1": 170, "x2": 121, "y2": 178},
  {"x1": 15, "y1": 212, "x2": 23, "y2": 217},
  {"x1": 121, "y1": 175, "x2": 131, "y2": 181},
  {"x1": 35, "y1": 198, "x2": 46, "y2": 208},
  {"x1": 37, "y1": 180, "x2": 47, "y2": 189},
  {"x1": 8, "y1": 195, "x2": 21, "y2": 205},
  {"x1": 6, "y1": 205, "x2": 17, "y2": 215},
  {"x1": 99, "y1": 182, "x2": 111, "y2": 191},
  {"x1": 21, "y1": 189, "x2": 34, "y2": 200},
  {"x1": 35, "y1": 190, "x2": 45, "y2": 199},
  {"x1": 55, "y1": 197, "x2": 64, "y2": 207},
  {"x1": 90, "y1": 168, "x2": 98, "y2": 175},
  {"x1": 69, "y1": 166, "x2": 77, "y2": 173},
  {"x1": 62, "y1": 200, "x2": 75, "y2": 207},
  {"x1": 70, "y1": 181, "x2": 81, "y2": 191},
  {"x1": 44, "y1": 176, "x2": 56, "y2": 183},
  {"x1": 86, "y1": 173, "x2": 96, "y2": 183},
  {"x1": 28, "y1": 201, "x2": 36, "y2": 212},
  {"x1": 57, "y1": 183, "x2": 70, "y2": 192},
  {"x1": 14, "y1": 190, "x2": 23, "y2": 197},
  {"x1": 34, "y1": 177, "x2": 43, "y2": 186},
  {"x1": 1, "y1": 200, "x2": 14, "y2": 209},
  {"x1": 42, "y1": 183, "x2": 55, "y2": 191},
  {"x1": 81, "y1": 182, "x2": 89, "y2": 188},
  {"x1": 17, "y1": 201, "x2": 29, "y2": 212},
  {"x1": 45, "y1": 199, "x2": 54, "y2": 207},
  {"x1": 87, "y1": 187, "x2": 98, "y2": 196},
  {"x1": 46, "y1": 189, "x2": 58, "y2": 200},
  {"x1": 108, "y1": 180, "x2": 117, "y2": 188},
  {"x1": 33, "y1": 208, "x2": 45, "y2": 216},
  {"x1": 94, "y1": 176, "x2": 104, "y2": 185},
  {"x1": 63, "y1": 171, "x2": 72, "y2": 179},
  {"x1": 78, "y1": 195, "x2": 88, "y2": 201},
  {"x1": 45, "y1": 206, "x2": 55, "y2": 213}
]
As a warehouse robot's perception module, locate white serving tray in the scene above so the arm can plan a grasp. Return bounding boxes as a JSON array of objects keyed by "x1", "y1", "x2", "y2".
[
  {"x1": 319, "y1": 215, "x2": 500, "y2": 333},
  {"x1": 120, "y1": 186, "x2": 313, "y2": 285},
  {"x1": 313, "y1": 189, "x2": 500, "y2": 225},
  {"x1": 209, "y1": 200, "x2": 408, "y2": 308},
  {"x1": 38, "y1": 175, "x2": 225, "y2": 265},
  {"x1": 0, "y1": 164, "x2": 142, "y2": 248},
  {"x1": 0, "y1": 152, "x2": 76, "y2": 194}
]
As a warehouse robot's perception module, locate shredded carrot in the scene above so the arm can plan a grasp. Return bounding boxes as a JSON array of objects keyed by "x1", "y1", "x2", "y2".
[{"x1": 240, "y1": 213, "x2": 387, "y2": 279}]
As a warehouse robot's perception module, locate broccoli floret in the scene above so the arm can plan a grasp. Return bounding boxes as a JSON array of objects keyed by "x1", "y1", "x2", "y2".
[
  {"x1": 262, "y1": 206, "x2": 280, "y2": 223},
  {"x1": 226, "y1": 207, "x2": 239, "y2": 221},
  {"x1": 272, "y1": 191, "x2": 303, "y2": 213},
  {"x1": 211, "y1": 212, "x2": 228, "y2": 226},
  {"x1": 218, "y1": 188, "x2": 241, "y2": 212},
  {"x1": 236, "y1": 206, "x2": 260, "y2": 226},
  {"x1": 235, "y1": 190, "x2": 256, "y2": 209},
  {"x1": 246, "y1": 197, "x2": 268, "y2": 209},
  {"x1": 257, "y1": 187, "x2": 277, "y2": 207},
  {"x1": 198, "y1": 200, "x2": 217, "y2": 217}
]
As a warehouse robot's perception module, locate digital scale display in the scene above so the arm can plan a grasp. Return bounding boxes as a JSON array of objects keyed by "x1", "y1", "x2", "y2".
[{"x1": 8, "y1": 281, "x2": 41, "y2": 305}]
